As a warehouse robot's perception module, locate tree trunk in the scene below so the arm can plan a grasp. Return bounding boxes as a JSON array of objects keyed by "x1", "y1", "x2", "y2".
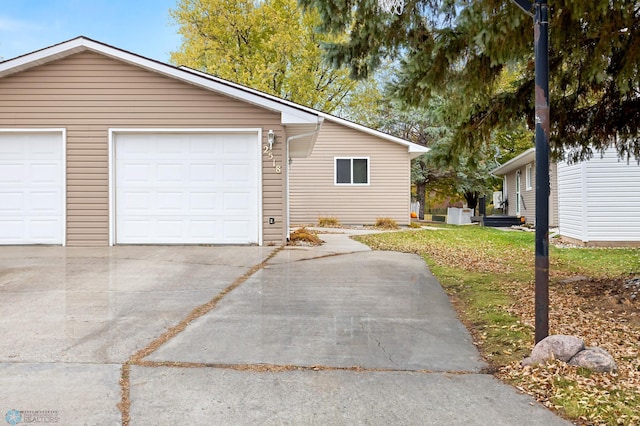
[
  {"x1": 464, "y1": 191, "x2": 478, "y2": 214},
  {"x1": 416, "y1": 181, "x2": 427, "y2": 221}
]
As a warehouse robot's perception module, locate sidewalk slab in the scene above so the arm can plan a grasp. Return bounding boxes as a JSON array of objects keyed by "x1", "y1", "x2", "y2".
[
  {"x1": 129, "y1": 367, "x2": 570, "y2": 425},
  {"x1": 0, "y1": 363, "x2": 121, "y2": 426}
]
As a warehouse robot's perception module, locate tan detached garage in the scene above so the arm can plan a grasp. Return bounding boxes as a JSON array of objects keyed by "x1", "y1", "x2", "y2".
[
  {"x1": 0, "y1": 37, "x2": 323, "y2": 246},
  {"x1": 0, "y1": 37, "x2": 426, "y2": 246}
]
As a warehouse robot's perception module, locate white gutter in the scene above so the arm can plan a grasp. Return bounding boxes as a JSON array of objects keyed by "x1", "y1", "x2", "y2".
[{"x1": 285, "y1": 119, "x2": 324, "y2": 239}]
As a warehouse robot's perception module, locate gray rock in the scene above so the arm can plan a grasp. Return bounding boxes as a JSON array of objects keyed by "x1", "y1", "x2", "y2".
[
  {"x1": 569, "y1": 347, "x2": 617, "y2": 373},
  {"x1": 522, "y1": 335, "x2": 585, "y2": 366}
]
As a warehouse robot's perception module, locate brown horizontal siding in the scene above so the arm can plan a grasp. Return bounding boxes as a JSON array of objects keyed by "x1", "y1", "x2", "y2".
[
  {"x1": 260, "y1": 138, "x2": 285, "y2": 244},
  {"x1": 290, "y1": 120, "x2": 411, "y2": 226},
  {"x1": 0, "y1": 51, "x2": 285, "y2": 246}
]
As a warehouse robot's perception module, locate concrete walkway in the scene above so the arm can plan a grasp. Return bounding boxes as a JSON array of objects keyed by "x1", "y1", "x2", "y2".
[{"x1": 0, "y1": 230, "x2": 570, "y2": 425}]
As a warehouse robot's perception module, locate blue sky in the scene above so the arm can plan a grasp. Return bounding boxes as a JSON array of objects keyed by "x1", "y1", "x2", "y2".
[{"x1": 0, "y1": 0, "x2": 182, "y2": 62}]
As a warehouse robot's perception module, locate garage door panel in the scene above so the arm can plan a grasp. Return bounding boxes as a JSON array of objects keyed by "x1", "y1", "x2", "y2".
[
  {"x1": 0, "y1": 221, "x2": 25, "y2": 239},
  {"x1": 0, "y1": 218, "x2": 63, "y2": 244},
  {"x1": 0, "y1": 164, "x2": 25, "y2": 183},
  {"x1": 157, "y1": 220, "x2": 185, "y2": 238},
  {"x1": 223, "y1": 192, "x2": 251, "y2": 211},
  {"x1": 0, "y1": 143, "x2": 22, "y2": 156},
  {"x1": 120, "y1": 191, "x2": 151, "y2": 210},
  {"x1": 157, "y1": 192, "x2": 186, "y2": 211},
  {"x1": 190, "y1": 138, "x2": 218, "y2": 154},
  {"x1": 31, "y1": 191, "x2": 62, "y2": 213},
  {"x1": 190, "y1": 220, "x2": 217, "y2": 238},
  {"x1": 190, "y1": 164, "x2": 216, "y2": 183},
  {"x1": 115, "y1": 132, "x2": 259, "y2": 244},
  {"x1": 190, "y1": 192, "x2": 217, "y2": 211},
  {"x1": 157, "y1": 163, "x2": 185, "y2": 183},
  {"x1": 157, "y1": 138, "x2": 185, "y2": 155},
  {"x1": 121, "y1": 163, "x2": 151, "y2": 182},
  {"x1": 223, "y1": 220, "x2": 252, "y2": 240},
  {"x1": 0, "y1": 132, "x2": 64, "y2": 245},
  {"x1": 119, "y1": 219, "x2": 151, "y2": 239},
  {"x1": 224, "y1": 145, "x2": 250, "y2": 155},
  {"x1": 30, "y1": 219, "x2": 61, "y2": 240},
  {"x1": 223, "y1": 164, "x2": 252, "y2": 183},
  {"x1": 31, "y1": 163, "x2": 60, "y2": 183},
  {"x1": 1, "y1": 192, "x2": 24, "y2": 212}
]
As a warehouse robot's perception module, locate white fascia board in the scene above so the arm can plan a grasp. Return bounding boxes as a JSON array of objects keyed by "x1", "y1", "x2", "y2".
[
  {"x1": 2, "y1": 36, "x2": 423, "y2": 151},
  {"x1": 491, "y1": 147, "x2": 536, "y2": 175},
  {"x1": 0, "y1": 38, "x2": 87, "y2": 77},
  {"x1": 181, "y1": 66, "x2": 427, "y2": 151},
  {"x1": 179, "y1": 67, "x2": 319, "y2": 125}
]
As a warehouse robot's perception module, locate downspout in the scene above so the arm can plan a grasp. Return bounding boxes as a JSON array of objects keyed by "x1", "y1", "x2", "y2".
[{"x1": 285, "y1": 119, "x2": 323, "y2": 241}]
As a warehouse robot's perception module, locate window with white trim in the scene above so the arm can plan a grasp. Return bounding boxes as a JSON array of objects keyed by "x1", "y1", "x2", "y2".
[
  {"x1": 525, "y1": 163, "x2": 533, "y2": 191},
  {"x1": 335, "y1": 157, "x2": 369, "y2": 185}
]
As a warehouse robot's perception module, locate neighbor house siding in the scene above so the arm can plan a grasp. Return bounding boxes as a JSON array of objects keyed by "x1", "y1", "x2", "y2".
[
  {"x1": 0, "y1": 51, "x2": 285, "y2": 246},
  {"x1": 521, "y1": 163, "x2": 536, "y2": 222},
  {"x1": 585, "y1": 150, "x2": 640, "y2": 242},
  {"x1": 504, "y1": 170, "x2": 518, "y2": 217},
  {"x1": 549, "y1": 163, "x2": 559, "y2": 227},
  {"x1": 559, "y1": 148, "x2": 640, "y2": 246},
  {"x1": 289, "y1": 120, "x2": 411, "y2": 225},
  {"x1": 520, "y1": 161, "x2": 559, "y2": 227},
  {"x1": 558, "y1": 160, "x2": 587, "y2": 241},
  {"x1": 502, "y1": 161, "x2": 558, "y2": 227}
]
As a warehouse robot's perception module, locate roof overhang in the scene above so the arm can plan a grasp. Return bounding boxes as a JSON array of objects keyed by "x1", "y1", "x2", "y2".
[
  {"x1": 320, "y1": 115, "x2": 430, "y2": 159},
  {"x1": 0, "y1": 36, "x2": 321, "y2": 132},
  {"x1": 0, "y1": 36, "x2": 425, "y2": 159},
  {"x1": 491, "y1": 147, "x2": 535, "y2": 175}
]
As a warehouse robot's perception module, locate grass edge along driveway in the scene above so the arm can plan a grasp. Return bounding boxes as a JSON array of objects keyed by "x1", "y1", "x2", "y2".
[{"x1": 355, "y1": 226, "x2": 640, "y2": 425}]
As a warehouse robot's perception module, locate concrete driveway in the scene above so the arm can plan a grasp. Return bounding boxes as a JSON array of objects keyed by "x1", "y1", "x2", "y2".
[{"x1": 0, "y1": 233, "x2": 569, "y2": 425}]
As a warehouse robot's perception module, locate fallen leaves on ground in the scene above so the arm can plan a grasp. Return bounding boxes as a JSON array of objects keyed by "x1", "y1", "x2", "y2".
[
  {"x1": 288, "y1": 227, "x2": 323, "y2": 246},
  {"x1": 500, "y1": 277, "x2": 640, "y2": 424},
  {"x1": 357, "y1": 228, "x2": 640, "y2": 425}
]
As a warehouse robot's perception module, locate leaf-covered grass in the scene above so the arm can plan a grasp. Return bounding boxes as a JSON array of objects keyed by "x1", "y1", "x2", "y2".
[{"x1": 355, "y1": 226, "x2": 640, "y2": 425}]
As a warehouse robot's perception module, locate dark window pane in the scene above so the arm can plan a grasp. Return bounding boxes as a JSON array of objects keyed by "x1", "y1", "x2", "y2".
[
  {"x1": 353, "y1": 159, "x2": 368, "y2": 183},
  {"x1": 336, "y1": 159, "x2": 351, "y2": 183}
]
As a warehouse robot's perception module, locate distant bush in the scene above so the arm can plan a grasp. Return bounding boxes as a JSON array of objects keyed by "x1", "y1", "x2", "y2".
[
  {"x1": 318, "y1": 217, "x2": 341, "y2": 227},
  {"x1": 375, "y1": 217, "x2": 399, "y2": 229}
]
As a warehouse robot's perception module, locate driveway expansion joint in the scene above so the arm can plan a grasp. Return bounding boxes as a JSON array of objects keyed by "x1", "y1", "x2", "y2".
[
  {"x1": 117, "y1": 245, "x2": 284, "y2": 426},
  {"x1": 125, "y1": 360, "x2": 486, "y2": 376}
]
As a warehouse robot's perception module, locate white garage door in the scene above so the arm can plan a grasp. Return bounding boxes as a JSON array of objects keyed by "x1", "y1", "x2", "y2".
[
  {"x1": 0, "y1": 132, "x2": 65, "y2": 245},
  {"x1": 115, "y1": 132, "x2": 260, "y2": 244}
]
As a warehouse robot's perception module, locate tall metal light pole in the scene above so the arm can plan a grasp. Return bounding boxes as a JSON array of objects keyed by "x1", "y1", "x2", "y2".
[
  {"x1": 378, "y1": 0, "x2": 551, "y2": 343},
  {"x1": 512, "y1": 0, "x2": 550, "y2": 344}
]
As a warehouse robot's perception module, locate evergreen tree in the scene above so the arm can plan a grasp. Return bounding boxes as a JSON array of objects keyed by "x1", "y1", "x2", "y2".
[{"x1": 299, "y1": 0, "x2": 640, "y2": 162}]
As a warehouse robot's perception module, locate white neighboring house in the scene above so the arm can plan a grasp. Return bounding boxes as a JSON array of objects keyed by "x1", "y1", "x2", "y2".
[
  {"x1": 490, "y1": 148, "x2": 559, "y2": 227},
  {"x1": 557, "y1": 147, "x2": 640, "y2": 247}
]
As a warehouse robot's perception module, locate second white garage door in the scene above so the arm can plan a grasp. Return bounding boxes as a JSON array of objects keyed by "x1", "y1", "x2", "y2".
[
  {"x1": 115, "y1": 132, "x2": 260, "y2": 244},
  {"x1": 0, "y1": 131, "x2": 65, "y2": 245}
]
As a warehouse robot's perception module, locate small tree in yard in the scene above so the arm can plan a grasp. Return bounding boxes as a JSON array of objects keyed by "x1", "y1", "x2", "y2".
[
  {"x1": 374, "y1": 98, "x2": 449, "y2": 220},
  {"x1": 418, "y1": 141, "x2": 501, "y2": 216}
]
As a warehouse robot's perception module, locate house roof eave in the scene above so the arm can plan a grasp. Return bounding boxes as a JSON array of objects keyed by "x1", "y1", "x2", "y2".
[
  {"x1": 491, "y1": 147, "x2": 536, "y2": 175},
  {"x1": 0, "y1": 36, "x2": 320, "y2": 127},
  {"x1": 1, "y1": 36, "x2": 425, "y2": 154}
]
